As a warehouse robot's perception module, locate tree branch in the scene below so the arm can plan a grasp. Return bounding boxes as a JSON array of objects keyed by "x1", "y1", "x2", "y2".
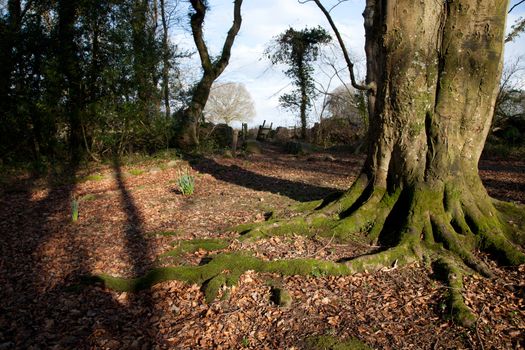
[
  {"x1": 509, "y1": 0, "x2": 525, "y2": 13},
  {"x1": 189, "y1": 0, "x2": 212, "y2": 72},
  {"x1": 214, "y1": 0, "x2": 243, "y2": 75},
  {"x1": 298, "y1": 0, "x2": 376, "y2": 94}
]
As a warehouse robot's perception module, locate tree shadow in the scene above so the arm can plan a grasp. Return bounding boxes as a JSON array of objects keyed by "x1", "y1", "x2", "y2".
[
  {"x1": 188, "y1": 156, "x2": 340, "y2": 202},
  {"x1": 0, "y1": 158, "x2": 160, "y2": 349}
]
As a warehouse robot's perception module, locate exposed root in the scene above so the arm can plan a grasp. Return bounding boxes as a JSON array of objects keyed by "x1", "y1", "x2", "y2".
[
  {"x1": 433, "y1": 257, "x2": 476, "y2": 328},
  {"x1": 430, "y1": 214, "x2": 493, "y2": 278},
  {"x1": 317, "y1": 174, "x2": 369, "y2": 216},
  {"x1": 88, "y1": 173, "x2": 524, "y2": 329},
  {"x1": 344, "y1": 243, "x2": 418, "y2": 273}
]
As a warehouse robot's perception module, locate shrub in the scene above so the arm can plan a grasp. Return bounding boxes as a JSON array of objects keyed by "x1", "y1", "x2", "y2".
[{"x1": 176, "y1": 169, "x2": 195, "y2": 196}]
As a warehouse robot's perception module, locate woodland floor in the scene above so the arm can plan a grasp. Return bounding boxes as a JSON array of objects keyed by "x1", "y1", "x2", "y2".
[{"x1": 0, "y1": 143, "x2": 524, "y2": 349}]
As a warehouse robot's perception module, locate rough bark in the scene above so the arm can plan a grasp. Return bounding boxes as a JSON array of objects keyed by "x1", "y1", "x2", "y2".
[{"x1": 176, "y1": 0, "x2": 243, "y2": 149}]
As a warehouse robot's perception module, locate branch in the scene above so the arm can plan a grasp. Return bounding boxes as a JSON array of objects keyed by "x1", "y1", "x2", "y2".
[
  {"x1": 509, "y1": 0, "x2": 525, "y2": 13},
  {"x1": 506, "y1": 17, "x2": 525, "y2": 43},
  {"x1": 214, "y1": 0, "x2": 243, "y2": 75},
  {"x1": 298, "y1": 0, "x2": 376, "y2": 94},
  {"x1": 189, "y1": 0, "x2": 212, "y2": 71}
]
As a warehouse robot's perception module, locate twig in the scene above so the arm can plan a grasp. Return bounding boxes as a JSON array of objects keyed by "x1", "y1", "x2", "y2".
[
  {"x1": 308, "y1": 231, "x2": 336, "y2": 258},
  {"x1": 509, "y1": 0, "x2": 525, "y2": 13},
  {"x1": 475, "y1": 306, "x2": 487, "y2": 350}
]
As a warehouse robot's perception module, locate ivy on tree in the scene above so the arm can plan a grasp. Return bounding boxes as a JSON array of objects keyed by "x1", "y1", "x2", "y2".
[{"x1": 265, "y1": 26, "x2": 331, "y2": 139}]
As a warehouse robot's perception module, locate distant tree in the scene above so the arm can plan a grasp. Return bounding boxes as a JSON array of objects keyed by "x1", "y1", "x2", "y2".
[
  {"x1": 491, "y1": 56, "x2": 525, "y2": 145},
  {"x1": 326, "y1": 85, "x2": 367, "y2": 132},
  {"x1": 204, "y1": 82, "x2": 255, "y2": 125},
  {"x1": 265, "y1": 26, "x2": 331, "y2": 139}
]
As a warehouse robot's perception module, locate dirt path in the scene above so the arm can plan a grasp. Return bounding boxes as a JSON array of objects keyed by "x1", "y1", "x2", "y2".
[{"x1": 0, "y1": 145, "x2": 523, "y2": 349}]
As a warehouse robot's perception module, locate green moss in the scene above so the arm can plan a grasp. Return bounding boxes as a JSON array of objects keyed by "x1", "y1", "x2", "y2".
[
  {"x1": 305, "y1": 335, "x2": 372, "y2": 350},
  {"x1": 80, "y1": 193, "x2": 98, "y2": 201},
  {"x1": 128, "y1": 169, "x2": 145, "y2": 176},
  {"x1": 147, "y1": 230, "x2": 182, "y2": 237},
  {"x1": 345, "y1": 244, "x2": 417, "y2": 274},
  {"x1": 86, "y1": 253, "x2": 354, "y2": 301},
  {"x1": 433, "y1": 258, "x2": 476, "y2": 328},
  {"x1": 82, "y1": 173, "x2": 105, "y2": 182},
  {"x1": 292, "y1": 199, "x2": 324, "y2": 213},
  {"x1": 203, "y1": 274, "x2": 227, "y2": 303},
  {"x1": 494, "y1": 200, "x2": 525, "y2": 245},
  {"x1": 161, "y1": 238, "x2": 230, "y2": 259},
  {"x1": 228, "y1": 222, "x2": 259, "y2": 234},
  {"x1": 409, "y1": 122, "x2": 424, "y2": 137}
]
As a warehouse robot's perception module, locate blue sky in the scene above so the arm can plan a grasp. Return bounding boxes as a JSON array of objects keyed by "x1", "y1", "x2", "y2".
[{"x1": 172, "y1": 0, "x2": 525, "y2": 128}]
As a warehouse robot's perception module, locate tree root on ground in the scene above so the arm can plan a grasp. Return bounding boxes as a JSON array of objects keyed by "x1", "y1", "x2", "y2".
[{"x1": 84, "y1": 183, "x2": 525, "y2": 328}]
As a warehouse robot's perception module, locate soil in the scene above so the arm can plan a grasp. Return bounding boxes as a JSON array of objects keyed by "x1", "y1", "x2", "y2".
[{"x1": 0, "y1": 143, "x2": 523, "y2": 349}]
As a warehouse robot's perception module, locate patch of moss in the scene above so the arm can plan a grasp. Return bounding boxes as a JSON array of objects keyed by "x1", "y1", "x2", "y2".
[
  {"x1": 147, "y1": 230, "x2": 182, "y2": 237},
  {"x1": 494, "y1": 200, "x2": 525, "y2": 245},
  {"x1": 128, "y1": 169, "x2": 145, "y2": 176},
  {"x1": 292, "y1": 199, "x2": 324, "y2": 213},
  {"x1": 433, "y1": 257, "x2": 476, "y2": 328},
  {"x1": 82, "y1": 173, "x2": 105, "y2": 182},
  {"x1": 161, "y1": 238, "x2": 230, "y2": 259},
  {"x1": 305, "y1": 335, "x2": 372, "y2": 350},
  {"x1": 87, "y1": 252, "x2": 354, "y2": 302}
]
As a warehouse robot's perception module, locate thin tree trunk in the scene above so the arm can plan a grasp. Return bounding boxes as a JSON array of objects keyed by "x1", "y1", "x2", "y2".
[
  {"x1": 160, "y1": 0, "x2": 171, "y2": 119},
  {"x1": 298, "y1": 58, "x2": 308, "y2": 140},
  {"x1": 58, "y1": 0, "x2": 83, "y2": 163}
]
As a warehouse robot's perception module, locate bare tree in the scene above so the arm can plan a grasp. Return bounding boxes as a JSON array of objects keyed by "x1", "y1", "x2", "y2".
[{"x1": 203, "y1": 82, "x2": 255, "y2": 126}]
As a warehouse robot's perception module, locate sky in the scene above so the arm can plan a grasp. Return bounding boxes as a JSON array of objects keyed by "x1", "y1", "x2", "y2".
[{"x1": 172, "y1": 0, "x2": 525, "y2": 128}]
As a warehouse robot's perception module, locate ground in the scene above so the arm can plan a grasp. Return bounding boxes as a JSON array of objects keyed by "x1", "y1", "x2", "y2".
[{"x1": 0, "y1": 144, "x2": 524, "y2": 349}]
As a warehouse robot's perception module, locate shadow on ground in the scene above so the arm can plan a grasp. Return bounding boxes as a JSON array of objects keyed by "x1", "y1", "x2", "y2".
[
  {"x1": 189, "y1": 156, "x2": 340, "y2": 202},
  {"x1": 0, "y1": 159, "x2": 159, "y2": 349}
]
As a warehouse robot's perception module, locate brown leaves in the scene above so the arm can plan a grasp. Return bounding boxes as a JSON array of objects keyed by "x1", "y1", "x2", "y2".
[{"x1": 1, "y1": 149, "x2": 524, "y2": 349}]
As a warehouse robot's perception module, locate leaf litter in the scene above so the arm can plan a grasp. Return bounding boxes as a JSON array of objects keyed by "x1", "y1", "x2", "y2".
[{"x1": 0, "y1": 146, "x2": 523, "y2": 349}]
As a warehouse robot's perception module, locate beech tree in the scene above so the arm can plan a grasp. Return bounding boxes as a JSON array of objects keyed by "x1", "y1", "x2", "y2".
[
  {"x1": 243, "y1": 0, "x2": 525, "y2": 326},
  {"x1": 175, "y1": 0, "x2": 243, "y2": 148}
]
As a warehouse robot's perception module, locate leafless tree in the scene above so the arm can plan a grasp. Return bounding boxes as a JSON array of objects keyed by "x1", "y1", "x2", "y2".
[{"x1": 203, "y1": 82, "x2": 255, "y2": 126}]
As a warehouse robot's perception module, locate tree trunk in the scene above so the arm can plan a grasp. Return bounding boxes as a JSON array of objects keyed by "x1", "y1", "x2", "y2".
[
  {"x1": 246, "y1": 0, "x2": 524, "y2": 327},
  {"x1": 58, "y1": 0, "x2": 83, "y2": 163},
  {"x1": 356, "y1": 0, "x2": 518, "y2": 253},
  {"x1": 160, "y1": 0, "x2": 171, "y2": 119},
  {"x1": 298, "y1": 58, "x2": 308, "y2": 140},
  {"x1": 175, "y1": 0, "x2": 243, "y2": 150}
]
